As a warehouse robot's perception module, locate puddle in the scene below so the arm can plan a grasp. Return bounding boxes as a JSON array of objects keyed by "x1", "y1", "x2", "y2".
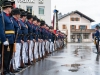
[
  {"x1": 55, "y1": 70, "x2": 59, "y2": 73},
  {"x1": 68, "y1": 68, "x2": 78, "y2": 72},
  {"x1": 61, "y1": 64, "x2": 81, "y2": 72},
  {"x1": 50, "y1": 56, "x2": 64, "y2": 59},
  {"x1": 61, "y1": 64, "x2": 83, "y2": 67}
]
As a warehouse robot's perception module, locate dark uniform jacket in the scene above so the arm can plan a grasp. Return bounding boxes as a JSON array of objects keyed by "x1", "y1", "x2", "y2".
[
  {"x1": 19, "y1": 20, "x2": 28, "y2": 42},
  {"x1": 0, "y1": 12, "x2": 15, "y2": 44},
  {"x1": 38, "y1": 26, "x2": 42, "y2": 39},
  {"x1": 11, "y1": 17, "x2": 22, "y2": 43},
  {"x1": 41, "y1": 28, "x2": 46, "y2": 41},
  {"x1": 26, "y1": 21, "x2": 33, "y2": 40},
  {"x1": 94, "y1": 30, "x2": 100, "y2": 41},
  {"x1": 32, "y1": 24, "x2": 39, "y2": 42}
]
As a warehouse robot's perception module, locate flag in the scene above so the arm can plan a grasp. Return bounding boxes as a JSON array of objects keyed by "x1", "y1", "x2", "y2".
[
  {"x1": 54, "y1": 12, "x2": 56, "y2": 34},
  {"x1": 52, "y1": 14, "x2": 55, "y2": 29},
  {"x1": 53, "y1": 9, "x2": 58, "y2": 34}
]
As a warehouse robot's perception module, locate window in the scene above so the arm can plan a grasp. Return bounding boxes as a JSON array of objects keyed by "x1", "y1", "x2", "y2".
[
  {"x1": 77, "y1": 34, "x2": 81, "y2": 38},
  {"x1": 32, "y1": 11, "x2": 34, "y2": 15},
  {"x1": 75, "y1": 18, "x2": 80, "y2": 21},
  {"x1": 71, "y1": 35, "x2": 75, "y2": 39},
  {"x1": 62, "y1": 25, "x2": 66, "y2": 29},
  {"x1": 71, "y1": 18, "x2": 74, "y2": 21},
  {"x1": 39, "y1": 6, "x2": 45, "y2": 15},
  {"x1": 19, "y1": 5, "x2": 21, "y2": 8},
  {"x1": 39, "y1": 0, "x2": 44, "y2": 4},
  {"x1": 26, "y1": 6, "x2": 32, "y2": 14},
  {"x1": 83, "y1": 34, "x2": 89, "y2": 39},
  {"x1": 79, "y1": 25, "x2": 87, "y2": 30},
  {"x1": 71, "y1": 25, "x2": 76, "y2": 29},
  {"x1": 71, "y1": 18, "x2": 80, "y2": 21}
]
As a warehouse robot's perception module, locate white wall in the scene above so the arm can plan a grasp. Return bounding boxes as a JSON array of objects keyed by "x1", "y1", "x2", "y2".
[{"x1": 15, "y1": 0, "x2": 51, "y2": 25}]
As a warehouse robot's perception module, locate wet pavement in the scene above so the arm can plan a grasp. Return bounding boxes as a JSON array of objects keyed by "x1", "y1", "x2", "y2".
[{"x1": 16, "y1": 43, "x2": 100, "y2": 75}]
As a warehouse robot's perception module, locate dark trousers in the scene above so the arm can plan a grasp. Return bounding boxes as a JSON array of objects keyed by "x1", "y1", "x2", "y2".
[
  {"x1": 96, "y1": 38, "x2": 99, "y2": 52},
  {"x1": 0, "y1": 44, "x2": 13, "y2": 73},
  {"x1": 0, "y1": 43, "x2": 1, "y2": 54},
  {"x1": 0, "y1": 44, "x2": 2, "y2": 69}
]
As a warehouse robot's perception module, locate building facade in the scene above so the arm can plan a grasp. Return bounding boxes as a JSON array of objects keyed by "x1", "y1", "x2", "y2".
[
  {"x1": 15, "y1": 0, "x2": 51, "y2": 25},
  {"x1": 58, "y1": 10, "x2": 95, "y2": 42}
]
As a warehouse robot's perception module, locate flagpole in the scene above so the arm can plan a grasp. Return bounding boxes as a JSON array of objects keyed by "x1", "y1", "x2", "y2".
[{"x1": 53, "y1": 5, "x2": 59, "y2": 34}]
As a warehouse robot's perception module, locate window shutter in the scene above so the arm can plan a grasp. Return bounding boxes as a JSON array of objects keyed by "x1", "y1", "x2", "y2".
[
  {"x1": 70, "y1": 18, "x2": 74, "y2": 21},
  {"x1": 79, "y1": 25, "x2": 80, "y2": 29},
  {"x1": 86, "y1": 26, "x2": 87, "y2": 29},
  {"x1": 78, "y1": 18, "x2": 80, "y2": 21},
  {"x1": 62, "y1": 25, "x2": 66, "y2": 29},
  {"x1": 70, "y1": 25, "x2": 72, "y2": 30},
  {"x1": 75, "y1": 25, "x2": 76, "y2": 29}
]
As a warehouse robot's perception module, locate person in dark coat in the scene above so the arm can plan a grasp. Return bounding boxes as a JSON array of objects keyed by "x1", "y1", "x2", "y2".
[
  {"x1": 0, "y1": 1, "x2": 15, "y2": 75},
  {"x1": 11, "y1": 8, "x2": 23, "y2": 72},
  {"x1": 94, "y1": 25, "x2": 100, "y2": 54}
]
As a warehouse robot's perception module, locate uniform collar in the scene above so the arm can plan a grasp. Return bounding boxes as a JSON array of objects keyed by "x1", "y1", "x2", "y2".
[
  {"x1": 28, "y1": 21, "x2": 32, "y2": 24},
  {"x1": 22, "y1": 19, "x2": 25, "y2": 22},
  {"x1": 13, "y1": 17, "x2": 18, "y2": 21},
  {"x1": 3, "y1": 12, "x2": 10, "y2": 16},
  {"x1": 6, "y1": 14, "x2": 10, "y2": 16}
]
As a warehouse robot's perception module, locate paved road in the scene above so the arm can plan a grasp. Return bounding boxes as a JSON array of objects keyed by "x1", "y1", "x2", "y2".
[{"x1": 16, "y1": 43, "x2": 100, "y2": 75}]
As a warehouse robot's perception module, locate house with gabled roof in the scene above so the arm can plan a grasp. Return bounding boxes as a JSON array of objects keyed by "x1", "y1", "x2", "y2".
[{"x1": 58, "y1": 10, "x2": 95, "y2": 42}]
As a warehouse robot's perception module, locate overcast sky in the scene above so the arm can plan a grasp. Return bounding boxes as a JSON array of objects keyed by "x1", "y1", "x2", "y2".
[{"x1": 51, "y1": 0, "x2": 100, "y2": 25}]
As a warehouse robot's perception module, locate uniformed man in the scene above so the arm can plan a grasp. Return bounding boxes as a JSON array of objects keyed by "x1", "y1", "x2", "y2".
[
  {"x1": 45, "y1": 24, "x2": 50, "y2": 55},
  {"x1": 94, "y1": 25, "x2": 100, "y2": 54},
  {"x1": 37, "y1": 19, "x2": 42, "y2": 59},
  {"x1": 52, "y1": 29, "x2": 56, "y2": 52},
  {"x1": 11, "y1": 8, "x2": 22, "y2": 72},
  {"x1": 40, "y1": 20, "x2": 46, "y2": 58},
  {"x1": 32, "y1": 16, "x2": 40, "y2": 61},
  {"x1": 49, "y1": 26, "x2": 55, "y2": 53},
  {"x1": 26, "y1": 13, "x2": 34, "y2": 64},
  {"x1": 19, "y1": 10, "x2": 29, "y2": 66},
  {"x1": 57, "y1": 30, "x2": 61, "y2": 49},
  {"x1": 54, "y1": 31, "x2": 59, "y2": 51},
  {"x1": 0, "y1": 1, "x2": 15, "y2": 75}
]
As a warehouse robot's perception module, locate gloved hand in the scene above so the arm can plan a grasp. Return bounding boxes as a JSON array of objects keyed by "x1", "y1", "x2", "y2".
[
  {"x1": 49, "y1": 39, "x2": 51, "y2": 42},
  {"x1": 3, "y1": 41, "x2": 9, "y2": 46},
  {"x1": 27, "y1": 40, "x2": 30, "y2": 43},
  {"x1": 33, "y1": 39, "x2": 36, "y2": 42}
]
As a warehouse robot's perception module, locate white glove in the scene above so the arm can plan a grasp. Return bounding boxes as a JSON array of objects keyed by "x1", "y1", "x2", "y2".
[
  {"x1": 3, "y1": 41, "x2": 9, "y2": 46},
  {"x1": 49, "y1": 39, "x2": 51, "y2": 42}
]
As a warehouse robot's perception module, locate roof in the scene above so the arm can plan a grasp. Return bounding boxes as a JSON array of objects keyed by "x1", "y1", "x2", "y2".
[{"x1": 58, "y1": 10, "x2": 95, "y2": 22}]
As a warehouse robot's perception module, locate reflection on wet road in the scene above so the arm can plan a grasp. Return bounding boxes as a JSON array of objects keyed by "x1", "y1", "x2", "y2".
[{"x1": 16, "y1": 43, "x2": 100, "y2": 75}]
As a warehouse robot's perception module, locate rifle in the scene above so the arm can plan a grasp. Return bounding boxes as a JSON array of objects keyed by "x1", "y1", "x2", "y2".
[
  {"x1": 19, "y1": 24, "x2": 25, "y2": 68},
  {"x1": 41, "y1": 41, "x2": 44, "y2": 59},
  {"x1": 44, "y1": 41, "x2": 48, "y2": 57},
  {"x1": 20, "y1": 43, "x2": 24, "y2": 68},
  {"x1": 32, "y1": 41, "x2": 36, "y2": 63},
  {"x1": 28, "y1": 43, "x2": 31, "y2": 65},
  {"x1": 38, "y1": 41, "x2": 41, "y2": 61}
]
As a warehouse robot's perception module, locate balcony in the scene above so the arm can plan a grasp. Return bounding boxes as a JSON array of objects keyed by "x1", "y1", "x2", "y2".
[{"x1": 71, "y1": 29, "x2": 95, "y2": 33}]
